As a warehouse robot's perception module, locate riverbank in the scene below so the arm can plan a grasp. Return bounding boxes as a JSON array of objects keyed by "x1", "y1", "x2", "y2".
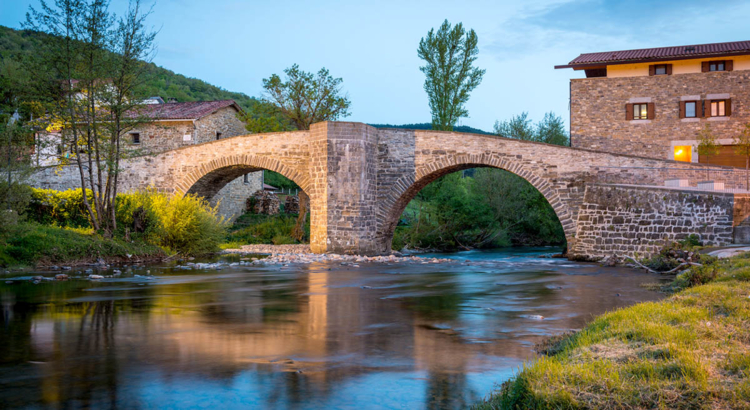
[
  {"x1": 0, "y1": 222, "x2": 165, "y2": 269},
  {"x1": 476, "y1": 253, "x2": 750, "y2": 409}
]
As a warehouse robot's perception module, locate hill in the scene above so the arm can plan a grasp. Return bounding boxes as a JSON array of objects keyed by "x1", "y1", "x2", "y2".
[
  {"x1": 369, "y1": 122, "x2": 493, "y2": 135},
  {"x1": 0, "y1": 25, "x2": 260, "y2": 111}
]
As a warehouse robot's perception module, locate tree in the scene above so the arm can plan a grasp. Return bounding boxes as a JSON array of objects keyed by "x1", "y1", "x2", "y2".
[
  {"x1": 25, "y1": 0, "x2": 157, "y2": 234},
  {"x1": 417, "y1": 20, "x2": 485, "y2": 131},
  {"x1": 733, "y1": 123, "x2": 750, "y2": 190},
  {"x1": 494, "y1": 112, "x2": 569, "y2": 146},
  {"x1": 237, "y1": 100, "x2": 295, "y2": 134},
  {"x1": 535, "y1": 112, "x2": 569, "y2": 146},
  {"x1": 696, "y1": 123, "x2": 719, "y2": 181},
  {"x1": 494, "y1": 112, "x2": 534, "y2": 141},
  {"x1": 260, "y1": 64, "x2": 351, "y2": 131}
]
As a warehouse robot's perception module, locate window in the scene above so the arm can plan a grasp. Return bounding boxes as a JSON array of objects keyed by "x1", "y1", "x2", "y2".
[
  {"x1": 654, "y1": 64, "x2": 668, "y2": 75},
  {"x1": 674, "y1": 146, "x2": 692, "y2": 162},
  {"x1": 216, "y1": 132, "x2": 222, "y2": 140},
  {"x1": 711, "y1": 100, "x2": 727, "y2": 117},
  {"x1": 131, "y1": 133, "x2": 140, "y2": 144},
  {"x1": 710, "y1": 61, "x2": 725, "y2": 72},
  {"x1": 243, "y1": 173, "x2": 249, "y2": 184},
  {"x1": 633, "y1": 103, "x2": 649, "y2": 120},
  {"x1": 703, "y1": 60, "x2": 732, "y2": 72},
  {"x1": 685, "y1": 101, "x2": 697, "y2": 118}
]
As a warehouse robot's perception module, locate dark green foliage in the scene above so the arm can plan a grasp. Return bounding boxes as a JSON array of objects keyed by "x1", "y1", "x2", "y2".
[
  {"x1": 494, "y1": 112, "x2": 570, "y2": 145},
  {"x1": 224, "y1": 213, "x2": 309, "y2": 246},
  {"x1": 369, "y1": 122, "x2": 493, "y2": 135},
  {"x1": 264, "y1": 171, "x2": 299, "y2": 191},
  {"x1": 395, "y1": 169, "x2": 565, "y2": 251},
  {"x1": 0, "y1": 25, "x2": 260, "y2": 111}
]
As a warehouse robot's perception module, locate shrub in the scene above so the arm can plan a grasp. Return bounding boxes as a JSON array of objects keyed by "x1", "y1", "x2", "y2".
[
  {"x1": 28, "y1": 187, "x2": 94, "y2": 227},
  {"x1": 673, "y1": 262, "x2": 721, "y2": 290},
  {"x1": 117, "y1": 191, "x2": 227, "y2": 255},
  {"x1": 0, "y1": 181, "x2": 33, "y2": 218}
]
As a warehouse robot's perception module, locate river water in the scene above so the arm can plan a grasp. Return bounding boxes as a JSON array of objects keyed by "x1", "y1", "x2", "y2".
[{"x1": 0, "y1": 248, "x2": 664, "y2": 409}]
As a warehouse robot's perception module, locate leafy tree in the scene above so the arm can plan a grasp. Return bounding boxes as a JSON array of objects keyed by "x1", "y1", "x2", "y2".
[
  {"x1": 417, "y1": 19, "x2": 485, "y2": 131},
  {"x1": 733, "y1": 123, "x2": 750, "y2": 190},
  {"x1": 494, "y1": 112, "x2": 534, "y2": 141},
  {"x1": 238, "y1": 100, "x2": 295, "y2": 134},
  {"x1": 260, "y1": 64, "x2": 351, "y2": 130},
  {"x1": 536, "y1": 112, "x2": 569, "y2": 146},
  {"x1": 494, "y1": 112, "x2": 569, "y2": 146},
  {"x1": 25, "y1": 0, "x2": 157, "y2": 234},
  {"x1": 696, "y1": 123, "x2": 719, "y2": 181}
]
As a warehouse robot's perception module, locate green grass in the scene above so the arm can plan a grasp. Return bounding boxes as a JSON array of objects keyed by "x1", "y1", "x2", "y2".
[
  {"x1": 0, "y1": 222, "x2": 164, "y2": 268},
  {"x1": 222, "y1": 213, "x2": 308, "y2": 247},
  {"x1": 476, "y1": 255, "x2": 750, "y2": 410}
]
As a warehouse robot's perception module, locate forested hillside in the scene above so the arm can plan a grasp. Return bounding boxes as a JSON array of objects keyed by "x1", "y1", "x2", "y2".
[
  {"x1": 0, "y1": 25, "x2": 260, "y2": 111},
  {"x1": 370, "y1": 123, "x2": 492, "y2": 135}
]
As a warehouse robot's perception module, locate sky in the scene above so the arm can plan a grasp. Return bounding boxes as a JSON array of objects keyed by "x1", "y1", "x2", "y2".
[{"x1": 2, "y1": 0, "x2": 750, "y2": 132}]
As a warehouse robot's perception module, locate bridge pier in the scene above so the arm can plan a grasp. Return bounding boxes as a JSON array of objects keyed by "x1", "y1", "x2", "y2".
[{"x1": 309, "y1": 122, "x2": 385, "y2": 255}]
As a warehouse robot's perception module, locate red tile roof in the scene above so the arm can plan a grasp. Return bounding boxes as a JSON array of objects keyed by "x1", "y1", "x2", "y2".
[
  {"x1": 556, "y1": 40, "x2": 750, "y2": 69},
  {"x1": 133, "y1": 100, "x2": 242, "y2": 120}
]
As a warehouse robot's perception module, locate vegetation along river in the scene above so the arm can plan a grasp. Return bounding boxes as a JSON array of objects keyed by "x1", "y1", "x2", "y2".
[{"x1": 0, "y1": 248, "x2": 665, "y2": 409}]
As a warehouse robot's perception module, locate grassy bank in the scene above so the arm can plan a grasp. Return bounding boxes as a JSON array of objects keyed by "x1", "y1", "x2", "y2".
[
  {"x1": 0, "y1": 222, "x2": 164, "y2": 267},
  {"x1": 221, "y1": 213, "x2": 309, "y2": 249},
  {"x1": 477, "y1": 255, "x2": 750, "y2": 409}
]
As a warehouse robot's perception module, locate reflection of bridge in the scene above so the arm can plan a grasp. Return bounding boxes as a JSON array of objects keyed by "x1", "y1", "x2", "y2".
[{"x1": 103, "y1": 122, "x2": 750, "y2": 257}]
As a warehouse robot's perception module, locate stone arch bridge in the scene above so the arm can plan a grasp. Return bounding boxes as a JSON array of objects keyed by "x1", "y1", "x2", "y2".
[{"x1": 111, "y1": 121, "x2": 750, "y2": 258}]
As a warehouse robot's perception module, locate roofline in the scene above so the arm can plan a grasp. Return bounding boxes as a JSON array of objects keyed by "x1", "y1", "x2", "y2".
[{"x1": 555, "y1": 50, "x2": 750, "y2": 70}]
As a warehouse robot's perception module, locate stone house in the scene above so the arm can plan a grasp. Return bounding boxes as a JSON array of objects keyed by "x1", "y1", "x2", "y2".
[
  {"x1": 35, "y1": 99, "x2": 263, "y2": 219},
  {"x1": 557, "y1": 40, "x2": 750, "y2": 167}
]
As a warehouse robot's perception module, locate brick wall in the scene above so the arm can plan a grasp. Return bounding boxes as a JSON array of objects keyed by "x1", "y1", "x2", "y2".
[{"x1": 571, "y1": 71, "x2": 750, "y2": 160}]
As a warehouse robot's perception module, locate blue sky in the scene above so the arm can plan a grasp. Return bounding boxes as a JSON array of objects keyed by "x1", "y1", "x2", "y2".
[{"x1": 2, "y1": 0, "x2": 749, "y2": 131}]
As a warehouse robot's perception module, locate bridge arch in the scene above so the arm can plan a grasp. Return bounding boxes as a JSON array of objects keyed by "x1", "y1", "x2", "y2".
[
  {"x1": 376, "y1": 157, "x2": 576, "y2": 252},
  {"x1": 175, "y1": 154, "x2": 311, "y2": 200}
]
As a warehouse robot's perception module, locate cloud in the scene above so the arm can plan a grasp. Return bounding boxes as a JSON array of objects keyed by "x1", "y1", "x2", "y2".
[{"x1": 485, "y1": 0, "x2": 750, "y2": 60}]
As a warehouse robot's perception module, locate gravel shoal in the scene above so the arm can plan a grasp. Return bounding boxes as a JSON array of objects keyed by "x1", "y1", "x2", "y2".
[{"x1": 223, "y1": 245, "x2": 457, "y2": 265}]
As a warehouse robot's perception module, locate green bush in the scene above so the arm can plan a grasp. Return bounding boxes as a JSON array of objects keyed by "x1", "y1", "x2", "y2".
[
  {"x1": 117, "y1": 191, "x2": 227, "y2": 255},
  {"x1": 673, "y1": 262, "x2": 721, "y2": 290},
  {"x1": 0, "y1": 181, "x2": 33, "y2": 219}
]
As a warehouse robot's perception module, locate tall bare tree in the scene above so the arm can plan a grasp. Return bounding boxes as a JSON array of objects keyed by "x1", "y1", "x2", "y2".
[
  {"x1": 418, "y1": 20, "x2": 485, "y2": 131},
  {"x1": 25, "y1": 0, "x2": 156, "y2": 234},
  {"x1": 696, "y1": 123, "x2": 719, "y2": 181}
]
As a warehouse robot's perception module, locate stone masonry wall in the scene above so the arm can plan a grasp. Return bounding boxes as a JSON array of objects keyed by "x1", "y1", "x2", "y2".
[
  {"x1": 571, "y1": 184, "x2": 737, "y2": 258},
  {"x1": 571, "y1": 71, "x2": 750, "y2": 160}
]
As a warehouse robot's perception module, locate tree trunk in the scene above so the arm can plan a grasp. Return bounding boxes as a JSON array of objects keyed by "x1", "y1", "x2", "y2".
[
  {"x1": 746, "y1": 157, "x2": 749, "y2": 191},
  {"x1": 291, "y1": 191, "x2": 309, "y2": 242}
]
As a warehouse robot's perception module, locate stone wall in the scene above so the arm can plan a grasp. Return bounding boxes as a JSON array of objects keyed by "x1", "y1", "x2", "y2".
[
  {"x1": 571, "y1": 184, "x2": 740, "y2": 258},
  {"x1": 570, "y1": 71, "x2": 750, "y2": 160}
]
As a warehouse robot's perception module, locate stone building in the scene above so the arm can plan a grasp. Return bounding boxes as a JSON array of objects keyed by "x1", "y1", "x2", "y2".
[
  {"x1": 557, "y1": 40, "x2": 750, "y2": 167},
  {"x1": 35, "y1": 99, "x2": 263, "y2": 219}
]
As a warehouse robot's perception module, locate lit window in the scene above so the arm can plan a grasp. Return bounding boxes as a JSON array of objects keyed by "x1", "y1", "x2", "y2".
[
  {"x1": 633, "y1": 103, "x2": 648, "y2": 120},
  {"x1": 711, "y1": 100, "x2": 726, "y2": 117},
  {"x1": 654, "y1": 64, "x2": 668, "y2": 75},
  {"x1": 685, "y1": 101, "x2": 697, "y2": 118},
  {"x1": 709, "y1": 61, "x2": 725, "y2": 71},
  {"x1": 131, "y1": 133, "x2": 140, "y2": 144},
  {"x1": 674, "y1": 146, "x2": 692, "y2": 162}
]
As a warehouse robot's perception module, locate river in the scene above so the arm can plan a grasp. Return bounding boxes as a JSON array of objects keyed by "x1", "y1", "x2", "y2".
[{"x1": 0, "y1": 248, "x2": 665, "y2": 409}]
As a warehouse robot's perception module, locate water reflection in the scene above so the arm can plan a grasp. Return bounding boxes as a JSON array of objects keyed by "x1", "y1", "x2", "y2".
[{"x1": 0, "y1": 248, "x2": 664, "y2": 409}]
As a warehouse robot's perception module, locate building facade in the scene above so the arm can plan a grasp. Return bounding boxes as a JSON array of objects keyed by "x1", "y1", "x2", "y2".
[
  {"x1": 35, "y1": 99, "x2": 262, "y2": 219},
  {"x1": 557, "y1": 41, "x2": 750, "y2": 167}
]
